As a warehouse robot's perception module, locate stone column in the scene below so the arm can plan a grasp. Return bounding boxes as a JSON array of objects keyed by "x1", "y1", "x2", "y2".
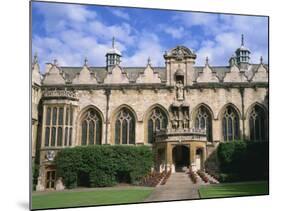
[
  {"x1": 190, "y1": 144, "x2": 197, "y2": 171},
  {"x1": 166, "y1": 143, "x2": 173, "y2": 172}
]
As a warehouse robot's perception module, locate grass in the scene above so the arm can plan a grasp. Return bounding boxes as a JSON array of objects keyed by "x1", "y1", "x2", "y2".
[
  {"x1": 32, "y1": 186, "x2": 153, "y2": 210},
  {"x1": 199, "y1": 181, "x2": 269, "y2": 199}
]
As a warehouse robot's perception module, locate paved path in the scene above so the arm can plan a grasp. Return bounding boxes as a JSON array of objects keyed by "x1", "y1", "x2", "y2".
[{"x1": 144, "y1": 172, "x2": 201, "y2": 202}]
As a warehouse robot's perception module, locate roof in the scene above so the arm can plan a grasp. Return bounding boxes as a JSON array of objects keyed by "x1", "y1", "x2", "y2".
[
  {"x1": 60, "y1": 66, "x2": 167, "y2": 83},
  {"x1": 54, "y1": 63, "x2": 267, "y2": 84}
]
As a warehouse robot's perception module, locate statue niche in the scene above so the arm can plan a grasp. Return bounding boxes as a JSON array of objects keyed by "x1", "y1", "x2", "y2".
[{"x1": 170, "y1": 103, "x2": 190, "y2": 130}]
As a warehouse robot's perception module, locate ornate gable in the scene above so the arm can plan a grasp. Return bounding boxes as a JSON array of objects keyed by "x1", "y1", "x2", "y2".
[
  {"x1": 251, "y1": 64, "x2": 268, "y2": 82},
  {"x1": 223, "y1": 65, "x2": 247, "y2": 82},
  {"x1": 164, "y1": 46, "x2": 196, "y2": 60},
  {"x1": 136, "y1": 65, "x2": 161, "y2": 83},
  {"x1": 43, "y1": 63, "x2": 65, "y2": 85},
  {"x1": 103, "y1": 65, "x2": 129, "y2": 84},
  {"x1": 72, "y1": 66, "x2": 97, "y2": 84},
  {"x1": 196, "y1": 65, "x2": 219, "y2": 83}
]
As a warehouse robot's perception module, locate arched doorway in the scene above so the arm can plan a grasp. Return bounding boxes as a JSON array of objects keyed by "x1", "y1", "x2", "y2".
[{"x1": 172, "y1": 145, "x2": 190, "y2": 172}]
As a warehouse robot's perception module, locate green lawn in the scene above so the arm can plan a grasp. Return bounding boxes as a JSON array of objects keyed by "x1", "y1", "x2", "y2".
[
  {"x1": 199, "y1": 181, "x2": 269, "y2": 199},
  {"x1": 32, "y1": 186, "x2": 153, "y2": 210}
]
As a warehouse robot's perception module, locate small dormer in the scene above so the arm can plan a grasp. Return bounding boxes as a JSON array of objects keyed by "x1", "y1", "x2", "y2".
[
  {"x1": 106, "y1": 37, "x2": 122, "y2": 70},
  {"x1": 235, "y1": 34, "x2": 251, "y2": 69}
]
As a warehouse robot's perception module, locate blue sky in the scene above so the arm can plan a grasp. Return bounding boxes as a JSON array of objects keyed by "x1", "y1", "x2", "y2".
[{"x1": 32, "y1": 1, "x2": 268, "y2": 70}]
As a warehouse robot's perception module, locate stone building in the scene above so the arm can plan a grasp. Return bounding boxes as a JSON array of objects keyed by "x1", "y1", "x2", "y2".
[{"x1": 32, "y1": 36, "x2": 269, "y2": 191}]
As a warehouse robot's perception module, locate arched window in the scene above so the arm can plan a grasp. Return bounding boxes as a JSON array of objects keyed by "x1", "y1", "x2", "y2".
[
  {"x1": 222, "y1": 106, "x2": 240, "y2": 141},
  {"x1": 115, "y1": 108, "x2": 135, "y2": 144},
  {"x1": 195, "y1": 106, "x2": 212, "y2": 141},
  {"x1": 81, "y1": 109, "x2": 102, "y2": 145},
  {"x1": 147, "y1": 108, "x2": 168, "y2": 144},
  {"x1": 249, "y1": 105, "x2": 267, "y2": 141}
]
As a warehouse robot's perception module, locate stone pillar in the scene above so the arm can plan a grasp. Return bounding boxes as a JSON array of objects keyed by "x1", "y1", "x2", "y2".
[
  {"x1": 166, "y1": 143, "x2": 173, "y2": 172},
  {"x1": 55, "y1": 177, "x2": 65, "y2": 190},
  {"x1": 190, "y1": 145, "x2": 197, "y2": 171}
]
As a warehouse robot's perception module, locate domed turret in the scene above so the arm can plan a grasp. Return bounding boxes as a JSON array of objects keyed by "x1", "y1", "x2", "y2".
[{"x1": 106, "y1": 37, "x2": 122, "y2": 70}]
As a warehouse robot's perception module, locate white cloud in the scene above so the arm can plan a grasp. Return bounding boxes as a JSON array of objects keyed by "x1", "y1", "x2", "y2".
[
  {"x1": 162, "y1": 26, "x2": 185, "y2": 39},
  {"x1": 122, "y1": 33, "x2": 165, "y2": 67},
  {"x1": 110, "y1": 9, "x2": 130, "y2": 20}
]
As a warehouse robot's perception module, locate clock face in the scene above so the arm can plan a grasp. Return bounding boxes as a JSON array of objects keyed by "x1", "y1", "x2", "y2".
[{"x1": 46, "y1": 150, "x2": 55, "y2": 161}]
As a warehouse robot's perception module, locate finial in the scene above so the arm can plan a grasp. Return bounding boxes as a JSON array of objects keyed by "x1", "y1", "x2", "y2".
[
  {"x1": 205, "y1": 56, "x2": 209, "y2": 65},
  {"x1": 33, "y1": 52, "x2": 38, "y2": 64},
  {"x1": 112, "y1": 36, "x2": 115, "y2": 48},
  {"x1": 84, "y1": 57, "x2": 88, "y2": 66},
  {"x1": 241, "y1": 34, "x2": 244, "y2": 46},
  {"x1": 260, "y1": 56, "x2": 263, "y2": 64},
  {"x1": 53, "y1": 58, "x2": 58, "y2": 66},
  {"x1": 147, "y1": 56, "x2": 151, "y2": 65}
]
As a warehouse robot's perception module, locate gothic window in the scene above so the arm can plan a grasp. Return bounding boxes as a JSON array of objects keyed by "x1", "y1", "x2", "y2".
[
  {"x1": 195, "y1": 106, "x2": 212, "y2": 141},
  {"x1": 147, "y1": 108, "x2": 168, "y2": 144},
  {"x1": 250, "y1": 105, "x2": 267, "y2": 141},
  {"x1": 115, "y1": 108, "x2": 135, "y2": 144},
  {"x1": 222, "y1": 106, "x2": 240, "y2": 141},
  {"x1": 81, "y1": 109, "x2": 102, "y2": 145},
  {"x1": 44, "y1": 105, "x2": 74, "y2": 147}
]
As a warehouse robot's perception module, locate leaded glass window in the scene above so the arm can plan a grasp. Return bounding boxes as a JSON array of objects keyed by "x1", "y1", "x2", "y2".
[
  {"x1": 222, "y1": 106, "x2": 240, "y2": 141},
  {"x1": 195, "y1": 106, "x2": 212, "y2": 141},
  {"x1": 250, "y1": 105, "x2": 267, "y2": 141},
  {"x1": 44, "y1": 105, "x2": 74, "y2": 147},
  {"x1": 80, "y1": 109, "x2": 102, "y2": 145},
  {"x1": 147, "y1": 108, "x2": 168, "y2": 144},
  {"x1": 115, "y1": 108, "x2": 135, "y2": 144}
]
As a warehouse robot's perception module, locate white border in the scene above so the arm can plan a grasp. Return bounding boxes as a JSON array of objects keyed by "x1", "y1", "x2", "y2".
[{"x1": 0, "y1": 0, "x2": 280, "y2": 211}]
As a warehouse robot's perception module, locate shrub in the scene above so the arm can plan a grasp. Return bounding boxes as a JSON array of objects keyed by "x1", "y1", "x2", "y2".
[
  {"x1": 217, "y1": 141, "x2": 269, "y2": 182},
  {"x1": 55, "y1": 145, "x2": 153, "y2": 188}
]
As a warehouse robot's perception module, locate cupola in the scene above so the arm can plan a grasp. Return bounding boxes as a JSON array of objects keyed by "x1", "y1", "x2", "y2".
[
  {"x1": 235, "y1": 34, "x2": 251, "y2": 68},
  {"x1": 106, "y1": 37, "x2": 122, "y2": 70}
]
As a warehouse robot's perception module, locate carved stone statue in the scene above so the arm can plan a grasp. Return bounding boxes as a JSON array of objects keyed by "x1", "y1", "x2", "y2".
[{"x1": 176, "y1": 81, "x2": 184, "y2": 100}]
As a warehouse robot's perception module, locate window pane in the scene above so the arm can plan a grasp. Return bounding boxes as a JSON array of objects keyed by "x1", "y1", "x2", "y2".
[
  {"x1": 45, "y1": 127, "x2": 50, "y2": 147},
  {"x1": 156, "y1": 119, "x2": 160, "y2": 131},
  {"x1": 58, "y1": 108, "x2": 63, "y2": 125},
  {"x1": 66, "y1": 108, "x2": 69, "y2": 125},
  {"x1": 81, "y1": 121, "x2": 87, "y2": 145},
  {"x1": 57, "y1": 127, "x2": 62, "y2": 146},
  {"x1": 115, "y1": 120, "x2": 120, "y2": 144},
  {"x1": 51, "y1": 127, "x2": 56, "y2": 146},
  {"x1": 64, "y1": 127, "x2": 68, "y2": 146},
  {"x1": 46, "y1": 108, "x2": 51, "y2": 125},
  {"x1": 52, "y1": 108, "x2": 57, "y2": 125},
  {"x1": 148, "y1": 119, "x2": 154, "y2": 144},
  {"x1": 89, "y1": 121, "x2": 95, "y2": 145},
  {"x1": 122, "y1": 120, "x2": 128, "y2": 144},
  {"x1": 129, "y1": 119, "x2": 135, "y2": 144},
  {"x1": 70, "y1": 107, "x2": 73, "y2": 126},
  {"x1": 69, "y1": 128, "x2": 72, "y2": 146},
  {"x1": 96, "y1": 120, "x2": 101, "y2": 145}
]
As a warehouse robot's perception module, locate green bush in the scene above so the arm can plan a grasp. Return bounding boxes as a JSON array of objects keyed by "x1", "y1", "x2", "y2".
[
  {"x1": 217, "y1": 141, "x2": 269, "y2": 182},
  {"x1": 55, "y1": 145, "x2": 153, "y2": 188}
]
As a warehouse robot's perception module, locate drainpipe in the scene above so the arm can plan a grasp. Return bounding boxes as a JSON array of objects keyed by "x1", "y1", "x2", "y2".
[
  {"x1": 240, "y1": 87, "x2": 245, "y2": 141},
  {"x1": 105, "y1": 89, "x2": 111, "y2": 144}
]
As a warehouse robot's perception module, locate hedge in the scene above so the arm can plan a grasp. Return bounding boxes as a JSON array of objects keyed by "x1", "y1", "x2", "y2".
[
  {"x1": 55, "y1": 145, "x2": 153, "y2": 188},
  {"x1": 217, "y1": 141, "x2": 269, "y2": 182}
]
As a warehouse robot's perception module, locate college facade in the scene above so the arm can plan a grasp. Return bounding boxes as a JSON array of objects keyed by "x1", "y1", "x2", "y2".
[{"x1": 32, "y1": 36, "x2": 268, "y2": 191}]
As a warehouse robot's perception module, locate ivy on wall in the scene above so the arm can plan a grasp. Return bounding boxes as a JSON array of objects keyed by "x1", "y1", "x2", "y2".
[
  {"x1": 217, "y1": 141, "x2": 269, "y2": 182},
  {"x1": 55, "y1": 145, "x2": 153, "y2": 188}
]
